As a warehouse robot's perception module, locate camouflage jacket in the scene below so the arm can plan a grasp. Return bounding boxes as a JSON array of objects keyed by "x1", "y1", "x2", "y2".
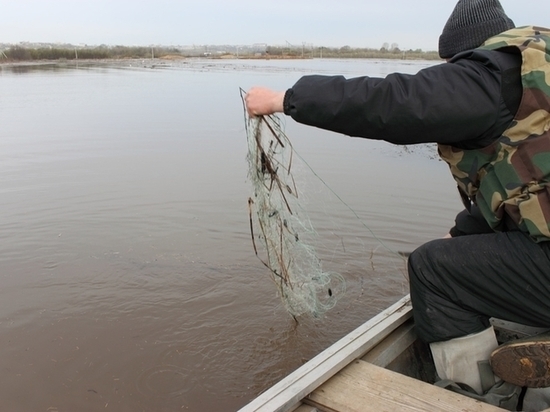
[{"x1": 439, "y1": 26, "x2": 550, "y2": 242}]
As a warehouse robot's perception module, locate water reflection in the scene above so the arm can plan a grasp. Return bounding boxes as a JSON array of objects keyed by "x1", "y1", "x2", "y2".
[{"x1": 0, "y1": 61, "x2": 98, "y2": 74}]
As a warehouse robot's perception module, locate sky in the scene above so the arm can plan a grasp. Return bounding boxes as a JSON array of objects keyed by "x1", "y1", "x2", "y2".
[{"x1": 2, "y1": 0, "x2": 549, "y2": 51}]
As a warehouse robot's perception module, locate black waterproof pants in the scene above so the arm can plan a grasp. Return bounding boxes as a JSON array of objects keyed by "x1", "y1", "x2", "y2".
[{"x1": 409, "y1": 223, "x2": 550, "y2": 344}]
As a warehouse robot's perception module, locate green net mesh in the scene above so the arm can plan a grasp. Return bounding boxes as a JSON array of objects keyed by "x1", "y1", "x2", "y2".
[{"x1": 245, "y1": 114, "x2": 346, "y2": 318}]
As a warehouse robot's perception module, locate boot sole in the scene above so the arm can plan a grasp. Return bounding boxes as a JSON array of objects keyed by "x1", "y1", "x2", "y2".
[{"x1": 491, "y1": 340, "x2": 550, "y2": 388}]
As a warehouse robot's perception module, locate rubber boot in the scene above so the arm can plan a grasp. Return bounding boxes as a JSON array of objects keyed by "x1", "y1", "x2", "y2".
[
  {"x1": 491, "y1": 332, "x2": 550, "y2": 388},
  {"x1": 430, "y1": 327, "x2": 499, "y2": 395},
  {"x1": 490, "y1": 332, "x2": 550, "y2": 410}
]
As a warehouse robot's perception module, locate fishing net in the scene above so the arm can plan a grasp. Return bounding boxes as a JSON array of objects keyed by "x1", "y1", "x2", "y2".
[{"x1": 244, "y1": 111, "x2": 346, "y2": 318}]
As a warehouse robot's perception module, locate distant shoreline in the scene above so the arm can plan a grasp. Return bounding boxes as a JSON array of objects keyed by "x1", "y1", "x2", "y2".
[
  {"x1": 0, "y1": 56, "x2": 443, "y2": 75},
  {"x1": 0, "y1": 54, "x2": 441, "y2": 68},
  {"x1": 0, "y1": 45, "x2": 441, "y2": 63}
]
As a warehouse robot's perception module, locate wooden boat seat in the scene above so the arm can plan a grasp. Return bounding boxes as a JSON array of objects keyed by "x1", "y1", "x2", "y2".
[{"x1": 303, "y1": 359, "x2": 506, "y2": 412}]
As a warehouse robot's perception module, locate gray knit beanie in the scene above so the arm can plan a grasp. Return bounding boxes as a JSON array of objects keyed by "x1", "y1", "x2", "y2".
[{"x1": 439, "y1": 0, "x2": 515, "y2": 59}]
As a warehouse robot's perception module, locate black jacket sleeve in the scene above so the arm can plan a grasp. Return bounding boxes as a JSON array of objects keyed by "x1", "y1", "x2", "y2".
[{"x1": 283, "y1": 49, "x2": 521, "y2": 147}]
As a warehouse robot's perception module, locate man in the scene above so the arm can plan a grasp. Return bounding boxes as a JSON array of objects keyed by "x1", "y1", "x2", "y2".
[{"x1": 245, "y1": 0, "x2": 550, "y2": 409}]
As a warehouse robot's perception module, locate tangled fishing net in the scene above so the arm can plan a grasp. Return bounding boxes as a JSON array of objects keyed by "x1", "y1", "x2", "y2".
[{"x1": 244, "y1": 108, "x2": 346, "y2": 318}]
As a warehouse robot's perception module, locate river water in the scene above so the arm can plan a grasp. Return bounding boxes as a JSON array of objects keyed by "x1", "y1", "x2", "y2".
[{"x1": 0, "y1": 58, "x2": 460, "y2": 411}]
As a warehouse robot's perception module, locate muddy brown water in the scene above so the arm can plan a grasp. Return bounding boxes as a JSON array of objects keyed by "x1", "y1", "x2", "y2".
[{"x1": 0, "y1": 58, "x2": 459, "y2": 411}]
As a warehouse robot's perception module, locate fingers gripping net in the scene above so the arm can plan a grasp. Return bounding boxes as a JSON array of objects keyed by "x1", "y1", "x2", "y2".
[{"x1": 245, "y1": 114, "x2": 345, "y2": 318}]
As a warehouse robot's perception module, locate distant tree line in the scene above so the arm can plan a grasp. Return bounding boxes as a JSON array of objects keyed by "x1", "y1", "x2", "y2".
[
  {"x1": 265, "y1": 45, "x2": 440, "y2": 60},
  {"x1": 1, "y1": 44, "x2": 440, "y2": 62},
  {"x1": 2, "y1": 45, "x2": 181, "y2": 61}
]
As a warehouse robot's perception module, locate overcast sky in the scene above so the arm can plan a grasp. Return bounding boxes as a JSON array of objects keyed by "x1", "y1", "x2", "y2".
[{"x1": 2, "y1": 1, "x2": 549, "y2": 51}]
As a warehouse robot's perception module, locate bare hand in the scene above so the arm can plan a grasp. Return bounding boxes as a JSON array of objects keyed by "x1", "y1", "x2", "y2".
[{"x1": 245, "y1": 87, "x2": 285, "y2": 117}]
